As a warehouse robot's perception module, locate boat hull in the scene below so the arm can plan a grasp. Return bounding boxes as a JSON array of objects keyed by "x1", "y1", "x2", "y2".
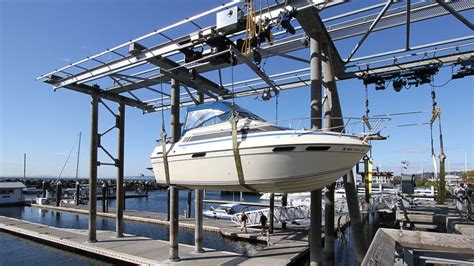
[{"x1": 151, "y1": 132, "x2": 370, "y2": 193}]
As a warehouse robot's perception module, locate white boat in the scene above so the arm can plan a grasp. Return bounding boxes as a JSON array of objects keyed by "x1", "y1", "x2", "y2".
[
  {"x1": 150, "y1": 101, "x2": 371, "y2": 193},
  {"x1": 203, "y1": 203, "x2": 238, "y2": 220}
]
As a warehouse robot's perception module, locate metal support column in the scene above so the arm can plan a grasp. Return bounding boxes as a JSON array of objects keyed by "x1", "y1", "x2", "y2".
[
  {"x1": 344, "y1": 170, "x2": 367, "y2": 263},
  {"x1": 88, "y1": 93, "x2": 98, "y2": 243},
  {"x1": 167, "y1": 188, "x2": 171, "y2": 221},
  {"x1": 42, "y1": 181, "x2": 46, "y2": 198},
  {"x1": 322, "y1": 44, "x2": 337, "y2": 266},
  {"x1": 105, "y1": 181, "x2": 109, "y2": 212},
  {"x1": 310, "y1": 36, "x2": 323, "y2": 266},
  {"x1": 186, "y1": 190, "x2": 192, "y2": 218},
  {"x1": 75, "y1": 181, "x2": 80, "y2": 205},
  {"x1": 116, "y1": 102, "x2": 125, "y2": 237},
  {"x1": 195, "y1": 92, "x2": 204, "y2": 253},
  {"x1": 55, "y1": 181, "x2": 62, "y2": 207},
  {"x1": 439, "y1": 154, "x2": 446, "y2": 204},
  {"x1": 269, "y1": 193, "x2": 275, "y2": 234},
  {"x1": 195, "y1": 189, "x2": 204, "y2": 253},
  {"x1": 101, "y1": 183, "x2": 106, "y2": 212},
  {"x1": 281, "y1": 194, "x2": 288, "y2": 229},
  {"x1": 169, "y1": 78, "x2": 180, "y2": 261},
  {"x1": 322, "y1": 43, "x2": 367, "y2": 263}
]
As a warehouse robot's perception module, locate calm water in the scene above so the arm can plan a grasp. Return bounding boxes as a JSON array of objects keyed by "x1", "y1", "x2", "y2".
[
  {"x1": 0, "y1": 232, "x2": 111, "y2": 266},
  {"x1": 0, "y1": 190, "x2": 264, "y2": 259},
  {"x1": 103, "y1": 189, "x2": 261, "y2": 216}
]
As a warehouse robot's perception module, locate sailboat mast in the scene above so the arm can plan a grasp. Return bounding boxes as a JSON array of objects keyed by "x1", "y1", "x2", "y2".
[{"x1": 75, "y1": 132, "x2": 82, "y2": 182}]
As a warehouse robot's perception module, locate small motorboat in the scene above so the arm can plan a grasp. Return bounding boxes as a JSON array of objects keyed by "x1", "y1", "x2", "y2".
[
  {"x1": 150, "y1": 101, "x2": 371, "y2": 193},
  {"x1": 203, "y1": 203, "x2": 238, "y2": 220}
]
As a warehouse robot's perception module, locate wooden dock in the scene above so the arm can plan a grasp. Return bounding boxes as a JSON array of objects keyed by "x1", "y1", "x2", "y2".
[
  {"x1": 362, "y1": 228, "x2": 474, "y2": 265},
  {"x1": 396, "y1": 197, "x2": 474, "y2": 233}
]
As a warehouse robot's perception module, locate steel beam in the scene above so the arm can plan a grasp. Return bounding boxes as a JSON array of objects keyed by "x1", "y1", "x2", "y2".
[
  {"x1": 345, "y1": 0, "x2": 394, "y2": 62},
  {"x1": 406, "y1": 0, "x2": 411, "y2": 51},
  {"x1": 348, "y1": 51, "x2": 474, "y2": 78},
  {"x1": 116, "y1": 102, "x2": 125, "y2": 237},
  {"x1": 45, "y1": 76, "x2": 151, "y2": 111},
  {"x1": 294, "y1": 6, "x2": 345, "y2": 78},
  {"x1": 88, "y1": 93, "x2": 98, "y2": 243},
  {"x1": 129, "y1": 42, "x2": 229, "y2": 97},
  {"x1": 159, "y1": 69, "x2": 217, "y2": 99},
  {"x1": 435, "y1": 0, "x2": 473, "y2": 30},
  {"x1": 230, "y1": 46, "x2": 279, "y2": 93}
]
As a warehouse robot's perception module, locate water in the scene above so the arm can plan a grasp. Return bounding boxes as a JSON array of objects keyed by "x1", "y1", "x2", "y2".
[
  {"x1": 0, "y1": 232, "x2": 111, "y2": 266},
  {"x1": 0, "y1": 190, "x2": 264, "y2": 257},
  {"x1": 103, "y1": 189, "x2": 262, "y2": 216}
]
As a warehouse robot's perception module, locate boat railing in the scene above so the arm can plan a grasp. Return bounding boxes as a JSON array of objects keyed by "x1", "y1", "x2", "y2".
[
  {"x1": 231, "y1": 205, "x2": 311, "y2": 227},
  {"x1": 266, "y1": 116, "x2": 390, "y2": 139}
]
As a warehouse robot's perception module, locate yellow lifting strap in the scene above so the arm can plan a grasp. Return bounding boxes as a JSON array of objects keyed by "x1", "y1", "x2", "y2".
[
  {"x1": 231, "y1": 117, "x2": 254, "y2": 191},
  {"x1": 161, "y1": 132, "x2": 171, "y2": 185},
  {"x1": 430, "y1": 108, "x2": 441, "y2": 125}
]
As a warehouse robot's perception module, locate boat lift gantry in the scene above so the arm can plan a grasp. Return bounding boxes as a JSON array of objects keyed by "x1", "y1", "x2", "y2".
[{"x1": 37, "y1": 0, "x2": 473, "y2": 264}]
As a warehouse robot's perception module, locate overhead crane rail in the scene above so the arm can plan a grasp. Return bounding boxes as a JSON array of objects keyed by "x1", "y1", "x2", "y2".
[{"x1": 37, "y1": 0, "x2": 473, "y2": 112}]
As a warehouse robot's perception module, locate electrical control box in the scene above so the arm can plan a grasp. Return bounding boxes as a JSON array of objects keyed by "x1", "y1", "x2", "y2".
[{"x1": 216, "y1": 6, "x2": 242, "y2": 33}]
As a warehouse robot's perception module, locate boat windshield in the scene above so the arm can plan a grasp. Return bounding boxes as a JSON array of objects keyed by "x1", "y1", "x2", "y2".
[{"x1": 183, "y1": 101, "x2": 265, "y2": 132}]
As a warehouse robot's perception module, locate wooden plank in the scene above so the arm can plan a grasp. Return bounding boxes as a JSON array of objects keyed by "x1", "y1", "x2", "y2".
[
  {"x1": 362, "y1": 228, "x2": 396, "y2": 266},
  {"x1": 384, "y1": 228, "x2": 474, "y2": 254}
]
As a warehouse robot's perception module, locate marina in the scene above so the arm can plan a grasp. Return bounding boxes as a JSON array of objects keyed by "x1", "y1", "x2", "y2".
[{"x1": 1, "y1": 0, "x2": 473, "y2": 265}]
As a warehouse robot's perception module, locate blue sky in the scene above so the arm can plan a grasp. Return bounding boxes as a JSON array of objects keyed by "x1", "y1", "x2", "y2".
[{"x1": 1, "y1": 0, "x2": 472, "y2": 178}]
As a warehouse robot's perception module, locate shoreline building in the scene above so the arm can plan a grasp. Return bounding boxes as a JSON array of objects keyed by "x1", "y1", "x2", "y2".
[{"x1": 0, "y1": 182, "x2": 26, "y2": 206}]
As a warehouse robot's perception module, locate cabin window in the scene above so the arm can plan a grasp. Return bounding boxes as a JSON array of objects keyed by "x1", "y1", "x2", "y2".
[
  {"x1": 272, "y1": 146, "x2": 295, "y2": 152},
  {"x1": 192, "y1": 152, "x2": 206, "y2": 158},
  {"x1": 305, "y1": 146, "x2": 330, "y2": 151}
]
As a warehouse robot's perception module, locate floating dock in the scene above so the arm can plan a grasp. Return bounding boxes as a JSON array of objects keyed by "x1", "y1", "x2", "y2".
[{"x1": 0, "y1": 214, "x2": 316, "y2": 265}]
